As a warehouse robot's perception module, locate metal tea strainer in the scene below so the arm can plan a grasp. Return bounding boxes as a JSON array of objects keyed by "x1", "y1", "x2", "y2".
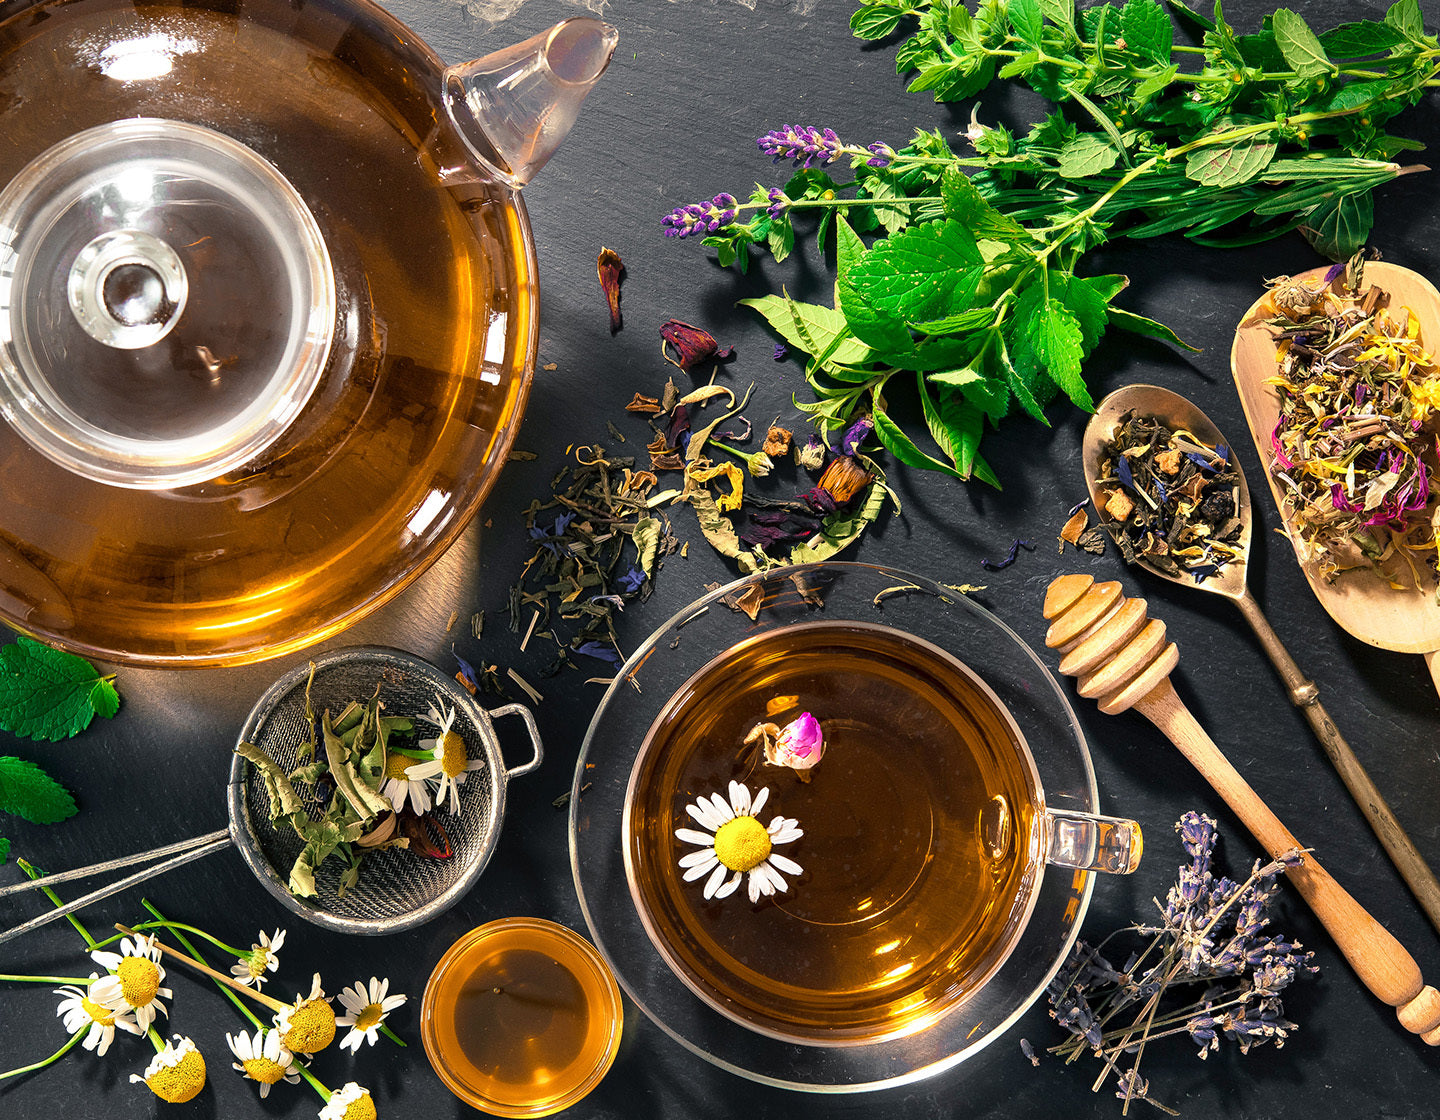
[{"x1": 0, "y1": 646, "x2": 543, "y2": 943}]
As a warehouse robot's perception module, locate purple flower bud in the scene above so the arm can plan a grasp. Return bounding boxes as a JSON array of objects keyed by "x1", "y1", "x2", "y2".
[
  {"x1": 661, "y1": 193, "x2": 740, "y2": 238},
  {"x1": 766, "y1": 186, "x2": 790, "y2": 219},
  {"x1": 766, "y1": 712, "x2": 825, "y2": 770},
  {"x1": 758, "y1": 125, "x2": 844, "y2": 169},
  {"x1": 866, "y1": 141, "x2": 896, "y2": 167}
]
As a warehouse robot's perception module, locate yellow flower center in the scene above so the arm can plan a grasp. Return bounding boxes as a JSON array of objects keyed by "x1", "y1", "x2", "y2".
[
  {"x1": 246, "y1": 950, "x2": 270, "y2": 979},
  {"x1": 283, "y1": 1000, "x2": 337, "y2": 1053},
  {"x1": 712, "y1": 816, "x2": 771, "y2": 873},
  {"x1": 439, "y1": 729, "x2": 468, "y2": 779},
  {"x1": 81, "y1": 997, "x2": 115, "y2": 1025},
  {"x1": 354, "y1": 1003, "x2": 384, "y2": 1032},
  {"x1": 117, "y1": 956, "x2": 161, "y2": 1007},
  {"x1": 384, "y1": 752, "x2": 413, "y2": 781},
  {"x1": 243, "y1": 1056, "x2": 287, "y2": 1085},
  {"x1": 146, "y1": 1051, "x2": 207, "y2": 1104},
  {"x1": 344, "y1": 1092, "x2": 378, "y2": 1120}
]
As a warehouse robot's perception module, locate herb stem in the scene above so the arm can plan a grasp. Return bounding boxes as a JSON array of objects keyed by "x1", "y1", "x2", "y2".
[
  {"x1": 0, "y1": 1025, "x2": 87, "y2": 1081},
  {"x1": 142, "y1": 901, "x2": 266, "y2": 1033},
  {"x1": 17, "y1": 859, "x2": 96, "y2": 949},
  {"x1": 131, "y1": 919, "x2": 245, "y2": 959},
  {"x1": 0, "y1": 973, "x2": 95, "y2": 985}
]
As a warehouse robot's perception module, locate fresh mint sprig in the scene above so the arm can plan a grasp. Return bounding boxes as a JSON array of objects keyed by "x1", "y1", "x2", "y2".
[{"x1": 663, "y1": 0, "x2": 1438, "y2": 482}]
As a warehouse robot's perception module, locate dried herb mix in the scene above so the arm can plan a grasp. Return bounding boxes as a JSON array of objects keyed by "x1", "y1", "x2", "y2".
[{"x1": 1094, "y1": 413, "x2": 1243, "y2": 583}]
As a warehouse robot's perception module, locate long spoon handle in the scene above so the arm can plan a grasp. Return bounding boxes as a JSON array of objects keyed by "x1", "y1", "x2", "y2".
[
  {"x1": 1234, "y1": 587, "x2": 1440, "y2": 938},
  {"x1": 1136, "y1": 680, "x2": 1440, "y2": 1039}
]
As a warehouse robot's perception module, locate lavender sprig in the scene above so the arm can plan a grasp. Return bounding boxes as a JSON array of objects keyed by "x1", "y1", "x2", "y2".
[{"x1": 1045, "y1": 812, "x2": 1315, "y2": 1115}]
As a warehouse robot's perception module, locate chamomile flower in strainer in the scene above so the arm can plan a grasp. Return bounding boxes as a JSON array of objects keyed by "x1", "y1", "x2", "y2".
[
  {"x1": 404, "y1": 696, "x2": 483, "y2": 815},
  {"x1": 319, "y1": 1082, "x2": 378, "y2": 1120},
  {"x1": 676, "y1": 780, "x2": 804, "y2": 904},
  {"x1": 335, "y1": 977, "x2": 407, "y2": 1052},
  {"x1": 228, "y1": 1028, "x2": 301, "y2": 1098},
  {"x1": 131, "y1": 1035, "x2": 207, "y2": 1103},
  {"x1": 230, "y1": 928, "x2": 286, "y2": 989},
  {"x1": 90, "y1": 933, "x2": 172, "y2": 1032},
  {"x1": 380, "y1": 747, "x2": 435, "y2": 817},
  {"x1": 54, "y1": 973, "x2": 141, "y2": 1056},
  {"x1": 274, "y1": 973, "x2": 337, "y2": 1054}
]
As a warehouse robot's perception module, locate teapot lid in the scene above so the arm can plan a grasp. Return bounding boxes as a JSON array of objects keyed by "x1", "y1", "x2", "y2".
[{"x1": 0, "y1": 117, "x2": 334, "y2": 489}]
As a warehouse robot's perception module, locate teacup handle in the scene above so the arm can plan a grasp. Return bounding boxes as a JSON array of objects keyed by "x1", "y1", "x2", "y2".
[{"x1": 1042, "y1": 809, "x2": 1143, "y2": 875}]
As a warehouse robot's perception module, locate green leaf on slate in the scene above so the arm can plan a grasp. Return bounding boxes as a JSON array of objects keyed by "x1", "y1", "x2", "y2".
[
  {"x1": 1384, "y1": 0, "x2": 1424, "y2": 42},
  {"x1": 837, "y1": 218, "x2": 915, "y2": 355},
  {"x1": 1007, "y1": 0, "x2": 1044, "y2": 47},
  {"x1": 741, "y1": 294, "x2": 874, "y2": 367},
  {"x1": 1132, "y1": 63, "x2": 1180, "y2": 103},
  {"x1": 873, "y1": 404, "x2": 966, "y2": 479},
  {"x1": 940, "y1": 168, "x2": 1030, "y2": 242},
  {"x1": 1057, "y1": 134, "x2": 1121, "y2": 179},
  {"x1": 1108, "y1": 307, "x2": 1202, "y2": 351},
  {"x1": 850, "y1": 5, "x2": 904, "y2": 40},
  {"x1": 1272, "y1": 9, "x2": 1332, "y2": 77},
  {"x1": 0, "y1": 636, "x2": 120, "y2": 741},
  {"x1": 1318, "y1": 21, "x2": 1406, "y2": 57},
  {"x1": 1018, "y1": 290, "x2": 1090, "y2": 410},
  {"x1": 1302, "y1": 191, "x2": 1375, "y2": 261},
  {"x1": 0, "y1": 755, "x2": 77, "y2": 823},
  {"x1": 848, "y1": 219, "x2": 984, "y2": 325},
  {"x1": 1185, "y1": 136, "x2": 1278, "y2": 188},
  {"x1": 1121, "y1": 0, "x2": 1174, "y2": 63}
]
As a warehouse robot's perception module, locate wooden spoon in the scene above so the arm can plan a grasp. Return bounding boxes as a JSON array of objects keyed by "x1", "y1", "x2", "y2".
[
  {"x1": 1082, "y1": 384, "x2": 1440, "y2": 938},
  {"x1": 1230, "y1": 261, "x2": 1440, "y2": 694},
  {"x1": 1043, "y1": 574, "x2": 1440, "y2": 1044}
]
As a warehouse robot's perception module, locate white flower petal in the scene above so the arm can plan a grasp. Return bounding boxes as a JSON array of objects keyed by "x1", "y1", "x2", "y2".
[
  {"x1": 728, "y1": 780, "x2": 750, "y2": 817},
  {"x1": 750, "y1": 787, "x2": 770, "y2": 817},
  {"x1": 682, "y1": 856, "x2": 717, "y2": 882},
  {"x1": 678, "y1": 848, "x2": 718, "y2": 869},
  {"x1": 406, "y1": 760, "x2": 443, "y2": 780},
  {"x1": 707, "y1": 791, "x2": 735, "y2": 823},
  {"x1": 768, "y1": 852, "x2": 803, "y2": 876},
  {"x1": 747, "y1": 873, "x2": 763, "y2": 904},
  {"x1": 685, "y1": 801, "x2": 722, "y2": 831},
  {"x1": 675, "y1": 827, "x2": 717, "y2": 847},
  {"x1": 702, "y1": 862, "x2": 728, "y2": 900},
  {"x1": 715, "y1": 871, "x2": 743, "y2": 898}
]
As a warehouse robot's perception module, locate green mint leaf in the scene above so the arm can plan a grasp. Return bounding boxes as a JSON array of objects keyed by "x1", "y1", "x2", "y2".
[
  {"x1": 837, "y1": 218, "x2": 916, "y2": 356},
  {"x1": 918, "y1": 375, "x2": 992, "y2": 480},
  {"x1": 1121, "y1": 0, "x2": 1174, "y2": 63},
  {"x1": 739, "y1": 294, "x2": 874, "y2": 367},
  {"x1": 0, "y1": 636, "x2": 120, "y2": 741},
  {"x1": 851, "y1": 4, "x2": 905, "y2": 40},
  {"x1": 997, "y1": 329, "x2": 1051, "y2": 422},
  {"x1": 1038, "y1": 0, "x2": 1077, "y2": 39},
  {"x1": 848, "y1": 218, "x2": 984, "y2": 324},
  {"x1": 1015, "y1": 284, "x2": 1090, "y2": 409},
  {"x1": 1057, "y1": 134, "x2": 1121, "y2": 178},
  {"x1": 1053, "y1": 273, "x2": 1111, "y2": 354},
  {"x1": 1302, "y1": 191, "x2": 1375, "y2": 261},
  {"x1": 1082, "y1": 274, "x2": 1130, "y2": 305},
  {"x1": 1184, "y1": 135, "x2": 1278, "y2": 188},
  {"x1": 1132, "y1": 63, "x2": 1180, "y2": 102},
  {"x1": 998, "y1": 51, "x2": 1041, "y2": 80},
  {"x1": 1272, "y1": 9, "x2": 1332, "y2": 77},
  {"x1": 872, "y1": 403, "x2": 966, "y2": 480},
  {"x1": 0, "y1": 755, "x2": 77, "y2": 824},
  {"x1": 1234, "y1": 30, "x2": 1285, "y2": 70},
  {"x1": 1107, "y1": 307, "x2": 1201, "y2": 351},
  {"x1": 940, "y1": 168, "x2": 1030, "y2": 242},
  {"x1": 1162, "y1": 0, "x2": 1214, "y2": 33},
  {"x1": 1318, "y1": 21, "x2": 1405, "y2": 57},
  {"x1": 1385, "y1": 0, "x2": 1424, "y2": 42},
  {"x1": 912, "y1": 308, "x2": 1000, "y2": 335},
  {"x1": 1008, "y1": 0, "x2": 1044, "y2": 47}
]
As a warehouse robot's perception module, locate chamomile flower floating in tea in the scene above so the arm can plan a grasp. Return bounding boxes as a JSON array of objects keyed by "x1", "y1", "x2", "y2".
[
  {"x1": 90, "y1": 933, "x2": 171, "y2": 1032},
  {"x1": 405, "y1": 698, "x2": 482, "y2": 815},
  {"x1": 54, "y1": 973, "x2": 140, "y2": 1055},
  {"x1": 230, "y1": 928, "x2": 286, "y2": 989},
  {"x1": 676, "y1": 781, "x2": 803, "y2": 903},
  {"x1": 274, "y1": 973, "x2": 337, "y2": 1054},
  {"x1": 335, "y1": 977, "x2": 408, "y2": 1052},
  {"x1": 319, "y1": 1081, "x2": 379, "y2": 1120},
  {"x1": 131, "y1": 1035, "x2": 206, "y2": 1104},
  {"x1": 228, "y1": 1028, "x2": 301, "y2": 1098}
]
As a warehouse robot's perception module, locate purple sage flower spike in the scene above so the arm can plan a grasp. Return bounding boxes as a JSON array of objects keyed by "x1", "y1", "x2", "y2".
[{"x1": 758, "y1": 125, "x2": 844, "y2": 169}]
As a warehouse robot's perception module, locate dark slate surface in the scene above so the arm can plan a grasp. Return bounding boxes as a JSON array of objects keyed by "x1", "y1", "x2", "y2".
[{"x1": 4, "y1": 0, "x2": 1440, "y2": 1117}]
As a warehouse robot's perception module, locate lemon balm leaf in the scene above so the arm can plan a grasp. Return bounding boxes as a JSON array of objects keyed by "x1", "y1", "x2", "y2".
[
  {"x1": 0, "y1": 755, "x2": 78, "y2": 823},
  {"x1": 0, "y1": 636, "x2": 121, "y2": 741}
]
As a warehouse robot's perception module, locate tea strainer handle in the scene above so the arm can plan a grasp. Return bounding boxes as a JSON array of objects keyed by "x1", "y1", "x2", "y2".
[{"x1": 487, "y1": 703, "x2": 545, "y2": 781}]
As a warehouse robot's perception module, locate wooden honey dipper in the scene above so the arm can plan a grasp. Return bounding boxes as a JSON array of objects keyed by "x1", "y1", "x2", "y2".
[{"x1": 1044, "y1": 573, "x2": 1440, "y2": 1044}]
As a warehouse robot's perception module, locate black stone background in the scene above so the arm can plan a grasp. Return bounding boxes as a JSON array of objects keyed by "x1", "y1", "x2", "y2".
[{"x1": 3, "y1": 0, "x2": 1440, "y2": 1116}]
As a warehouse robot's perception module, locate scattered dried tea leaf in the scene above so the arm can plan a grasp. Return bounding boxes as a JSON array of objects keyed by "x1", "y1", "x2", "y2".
[
  {"x1": 763, "y1": 425, "x2": 793, "y2": 457},
  {"x1": 626, "y1": 393, "x2": 662, "y2": 414},
  {"x1": 660, "y1": 319, "x2": 733, "y2": 372},
  {"x1": 1059, "y1": 507, "x2": 1089, "y2": 552}
]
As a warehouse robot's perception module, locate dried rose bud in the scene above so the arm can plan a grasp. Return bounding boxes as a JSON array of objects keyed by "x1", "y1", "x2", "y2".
[
  {"x1": 660, "y1": 319, "x2": 733, "y2": 372},
  {"x1": 765, "y1": 712, "x2": 824, "y2": 771},
  {"x1": 816, "y1": 454, "x2": 874, "y2": 505},
  {"x1": 598, "y1": 247, "x2": 623, "y2": 334}
]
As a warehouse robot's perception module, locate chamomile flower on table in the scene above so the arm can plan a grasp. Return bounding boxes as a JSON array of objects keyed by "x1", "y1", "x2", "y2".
[
  {"x1": 275, "y1": 972, "x2": 337, "y2": 1054},
  {"x1": 230, "y1": 928, "x2": 286, "y2": 989},
  {"x1": 319, "y1": 1081, "x2": 378, "y2": 1120},
  {"x1": 228, "y1": 1028, "x2": 301, "y2": 1098},
  {"x1": 336, "y1": 977, "x2": 407, "y2": 1052},
  {"x1": 404, "y1": 696, "x2": 482, "y2": 815},
  {"x1": 131, "y1": 1035, "x2": 207, "y2": 1103},
  {"x1": 89, "y1": 933, "x2": 172, "y2": 1032},
  {"x1": 54, "y1": 973, "x2": 141, "y2": 1056},
  {"x1": 676, "y1": 780, "x2": 804, "y2": 904}
]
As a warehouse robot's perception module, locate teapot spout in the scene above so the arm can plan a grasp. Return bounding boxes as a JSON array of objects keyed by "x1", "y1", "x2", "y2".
[{"x1": 444, "y1": 18, "x2": 617, "y2": 189}]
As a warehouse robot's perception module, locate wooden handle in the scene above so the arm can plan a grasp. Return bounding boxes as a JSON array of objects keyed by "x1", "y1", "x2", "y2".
[
  {"x1": 1233, "y1": 588, "x2": 1440, "y2": 940},
  {"x1": 1043, "y1": 575, "x2": 1440, "y2": 1042},
  {"x1": 114, "y1": 923, "x2": 289, "y2": 1014}
]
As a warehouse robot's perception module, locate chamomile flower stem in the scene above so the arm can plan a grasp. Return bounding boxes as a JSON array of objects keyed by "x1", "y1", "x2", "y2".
[
  {"x1": 114, "y1": 923, "x2": 289, "y2": 1015},
  {"x1": 18, "y1": 859, "x2": 96, "y2": 949},
  {"x1": 146, "y1": 1026, "x2": 166, "y2": 1054},
  {"x1": 379, "y1": 1022, "x2": 408, "y2": 1048},
  {"x1": 0, "y1": 1024, "x2": 87, "y2": 1080},
  {"x1": 132, "y1": 919, "x2": 245, "y2": 958},
  {"x1": 142, "y1": 901, "x2": 267, "y2": 1033},
  {"x1": 0, "y1": 973, "x2": 94, "y2": 984},
  {"x1": 295, "y1": 1060, "x2": 333, "y2": 1102}
]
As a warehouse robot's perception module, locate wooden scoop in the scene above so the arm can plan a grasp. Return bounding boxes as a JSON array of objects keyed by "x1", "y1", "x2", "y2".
[
  {"x1": 1231, "y1": 261, "x2": 1440, "y2": 696},
  {"x1": 1043, "y1": 573, "x2": 1440, "y2": 1043}
]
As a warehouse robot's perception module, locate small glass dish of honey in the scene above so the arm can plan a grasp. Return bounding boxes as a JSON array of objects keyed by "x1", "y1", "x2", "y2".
[{"x1": 421, "y1": 917, "x2": 623, "y2": 1117}]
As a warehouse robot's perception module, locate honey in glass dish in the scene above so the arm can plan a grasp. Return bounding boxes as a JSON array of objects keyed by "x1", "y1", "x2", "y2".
[
  {"x1": 422, "y1": 918, "x2": 623, "y2": 1118},
  {"x1": 624, "y1": 620, "x2": 1042, "y2": 1045},
  {"x1": 0, "y1": 0, "x2": 535, "y2": 665}
]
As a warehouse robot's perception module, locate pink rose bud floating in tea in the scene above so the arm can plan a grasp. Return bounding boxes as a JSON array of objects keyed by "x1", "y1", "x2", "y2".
[
  {"x1": 767, "y1": 712, "x2": 824, "y2": 772},
  {"x1": 676, "y1": 780, "x2": 804, "y2": 904}
]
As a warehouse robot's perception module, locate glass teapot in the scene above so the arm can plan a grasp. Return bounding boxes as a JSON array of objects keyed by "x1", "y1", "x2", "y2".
[{"x1": 0, "y1": 0, "x2": 617, "y2": 667}]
